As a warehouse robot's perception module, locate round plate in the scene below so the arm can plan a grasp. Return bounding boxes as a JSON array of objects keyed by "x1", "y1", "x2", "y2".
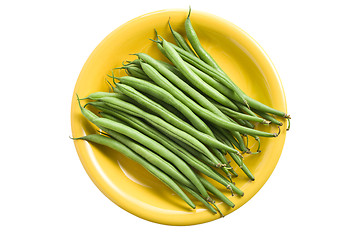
[{"x1": 71, "y1": 9, "x2": 287, "y2": 226}]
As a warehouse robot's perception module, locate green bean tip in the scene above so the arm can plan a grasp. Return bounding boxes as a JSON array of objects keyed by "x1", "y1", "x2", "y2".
[
  {"x1": 187, "y1": 6, "x2": 192, "y2": 19},
  {"x1": 149, "y1": 38, "x2": 162, "y2": 44},
  {"x1": 70, "y1": 136, "x2": 82, "y2": 141}
]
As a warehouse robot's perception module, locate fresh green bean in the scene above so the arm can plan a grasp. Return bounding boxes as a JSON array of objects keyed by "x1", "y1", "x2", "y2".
[
  {"x1": 168, "y1": 20, "x2": 197, "y2": 57},
  {"x1": 183, "y1": 61, "x2": 241, "y2": 100},
  {"x1": 72, "y1": 134, "x2": 196, "y2": 209},
  {"x1": 215, "y1": 127, "x2": 244, "y2": 153},
  {"x1": 198, "y1": 175, "x2": 235, "y2": 208},
  {"x1": 252, "y1": 109, "x2": 283, "y2": 126},
  {"x1": 137, "y1": 52, "x2": 228, "y2": 114},
  {"x1": 156, "y1": 38, "x2": 245, "y2": 101},
  {"x1": 140, "y1": 90, "x2": 189, "y2": 123},
  {"x1": 124, "y1": 68, "x2": 227, "y2": 159},
  {"x1": 115, "y1": 83, "x2": 238, "y2": 153},
  {"x1": 213, "y1": 101, "x2": 270, "y2": 124},
  {"x1": 185, "y1": 8, "x2": 220, "y2": 71},
  {"x1": 94, "y1": 105, "x2": 243, "y2": 195},
  {"x1": 161, "y1": 38, "x2": 239, "y2": 111},
  {"x1": 96, "y1": 96, "x2": 241, "y2": 171},
  {"x1": 118, "y1": 65, "x2": 151, "y2": 80},
  {"x1": 78, "y1": 100, "x2": 209, "y2": 199},
  {"x1": 165, "y1": 134, "x2": 244, "y2": 196},
  {"x1": 120, "y1": 76, "x2": 229, "y2": 168},
  {"x1": 159, "y1": 38, "x2": 289, "y2": 118},
  {"x1": 99, "y1": 124, "x2": 200, "y2": 190},
  {"x1": 82, "y1": 92, "x2": 121, "y2": 100},
  {"x1": 241, "y1": 119, "x2": 255, "y2": 129},
  {"x1": 116, "y1": 75, "x2": 213, "y2": 136},
  {"x1": 166, "y1": 37, "x2": 249, "y2": 107},
  {"x1": 127, "y1": 58, "x2": 185, "y2": 80},
  {"x1": 135, "y1": 53, "x2": 278, "y2": 137},
  {"x1": 211, "y1": 127, "x2": 255, "y2": 180},
  {"x1": 124, "y1": 58, "x2": 141, "y2": 66}
]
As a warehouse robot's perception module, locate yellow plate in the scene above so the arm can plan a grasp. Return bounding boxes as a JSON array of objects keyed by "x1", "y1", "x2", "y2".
[{"x1": 71, "y1": 9, "x2": 287, "y2": 226}]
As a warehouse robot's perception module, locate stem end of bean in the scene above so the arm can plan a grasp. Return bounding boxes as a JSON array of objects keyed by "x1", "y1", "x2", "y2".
[{"x1": 227, "y1": 185, "x2": 234, "y2": 196}]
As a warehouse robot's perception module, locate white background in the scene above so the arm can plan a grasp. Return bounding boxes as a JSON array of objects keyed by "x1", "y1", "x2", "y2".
[{"x1": 1, "y1": 0, "x2": 359, "y2": 239}]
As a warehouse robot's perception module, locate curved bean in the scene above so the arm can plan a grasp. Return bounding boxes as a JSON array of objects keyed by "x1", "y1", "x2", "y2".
[
  {"x1": 72, "y1": 134, "x2": 196, "y2": 209},
  {"x1": 169, "y1": 20, "x2": 197, "y2": 57}
]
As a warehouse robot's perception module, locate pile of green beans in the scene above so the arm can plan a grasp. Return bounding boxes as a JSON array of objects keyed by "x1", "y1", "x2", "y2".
[{"x1": 72, "y1": 9, "x2": 290, "y2": 217}]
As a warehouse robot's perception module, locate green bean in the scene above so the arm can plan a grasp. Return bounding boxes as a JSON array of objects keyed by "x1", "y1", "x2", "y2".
[
  {"x1": 230, "y1": 130, "x2": 249, "y2": 153},
  {"x1": 117, "y1": 65, "x2": 151, "y2": 80},
  {"x1": 165, "y1": 134, "x2": 244, "y2": 196},
  {"x1": 176, "y1": 182, "x2": 217, "y2": 214},
  {"x1": 185, "y1": 8, "x2": 221, "y2": 70},
  {"x1": 215, "y1": 127, "x2": 245, "y2": 153},
  {"x1": 157, "y1": 38, "x2": 242, "y2": 99},
  {"x1": 99, "y1": 124, "x2": 200, "y2": 190},
  {"x1": 124, "y1": 58, "x2": 141, "y2": 67},
  {"x1": 185, "y1": 10, "x2": 251, "y2": 116},
  {"x1": 94, "y1": 104, "x2": 243, "y2": 195},
  {"x1": 168, "y1": 20, "x2": 197, "y2": 57},
  {"x1": 235, "y1": 102, "x2": 258, "y2": 117},
  {"x1": 97, "y1": 97, "x2": 240, "y2": 173},
  {"x1": 164, "y1": 37, "x2": 249, "y2": 108},
  {"x1": 184, "y1": 61, "x2": 241, "y2": 100},
  {"x1": 140, "y1": 90, "x2": 189, "y2": 123},
  {"x1": 198, "y1": 175, "x2": 235, "y2": 208},
  {"x1": 213, "y1": 101, "x2": 270, "y2": 124},
  {"x1": 156, "y1": 60, "x2": 186, "y2": 80},
  {"x1": 78, "y1": 100, "x2": 209, "y2": 199},
  {"x1": 137, "y1": 52, "x2": 226, "y2": 114},
  {"x1": 121, "y1": 78, "x2": 229, "y2": 164},
  {"x1": 97, "y1": 108, "x2": 216, "y2": 166},
  {"x1": 161, "y1": 38, "x2": 239, "y2": 111},
  {"x1": 159, "y1": 37, "x2": 289, "y2": 118},
  {"x1": 116, "y1": 75, "x2": 213, "y2": 136},
  {"x1": 82, "y1": 92, "x2": 121, "y2": 100},
  {"x1": 241, "y1": 119, "x2": 255, "y2": 129},
  {"x1": 115, "y1": 83, "x2": 238, "y2": 153},
  {"x1": 127, "y1": 58, "x2": 184, "y2": 80},
  {"x1": 110, "y1": 72, "x2": 185, "y2": 121},
  {"x1": 94, "y1": 98, "x2": 206, "y2": 154},
  {"x1": 252, "y1": 109, "x2": 283, "y2": 126},
  {"x1": 135, "y1": 53, "x2": 278, "y2": 137},
  {"x1": 211, "y1": 127, "x2": 255, "y2": 180},
  {"x1": 72, "y1": 134, "x2": 196, "y2": 209},
  {"x1": 137, "y1": 54, "x2": 256, "y2": 152}
]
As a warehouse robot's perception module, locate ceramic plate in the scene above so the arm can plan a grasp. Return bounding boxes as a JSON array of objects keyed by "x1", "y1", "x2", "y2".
[{"x1": 71, "y1": 9, "x2": 287, "y2": 226}]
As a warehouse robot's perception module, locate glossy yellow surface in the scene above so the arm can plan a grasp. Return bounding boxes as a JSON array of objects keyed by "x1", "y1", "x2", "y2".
[{"x1": 71, "y1": 9, "x2": 287, "y2": 226}]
